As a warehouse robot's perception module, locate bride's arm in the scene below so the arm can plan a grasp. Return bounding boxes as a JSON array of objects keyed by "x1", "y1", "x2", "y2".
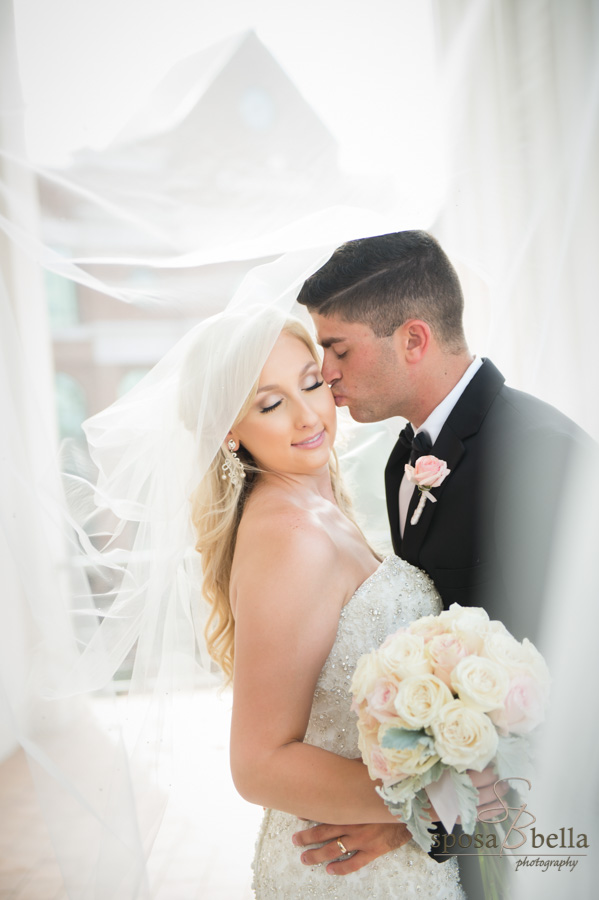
[{"x1": 229, "y1": 511, "x2": 396, "y2": 826}]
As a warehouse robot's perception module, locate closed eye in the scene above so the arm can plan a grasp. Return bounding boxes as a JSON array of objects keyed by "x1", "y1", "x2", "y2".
[
  {"x1": 260, "y1": 379, "x2": 323, "y2": 412},
  {"x1": 260, "y1": 399, "x2": 282, "y2": 414}
]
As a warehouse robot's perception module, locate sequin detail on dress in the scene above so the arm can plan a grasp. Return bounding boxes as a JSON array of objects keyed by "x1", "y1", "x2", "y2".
[{"x1": 251, "y1": 556, "x2": 465, "y2": 899}]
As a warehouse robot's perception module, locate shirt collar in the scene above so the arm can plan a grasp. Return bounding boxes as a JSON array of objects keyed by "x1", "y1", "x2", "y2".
[{"x1": 415, "y1": 356, "x2": 483, "y2": 445}]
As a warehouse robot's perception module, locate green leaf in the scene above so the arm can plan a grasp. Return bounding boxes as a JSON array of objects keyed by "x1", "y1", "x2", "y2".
[
  {"x1": 380, "y1": 728, "x2": 435, "y2": 751},
  {"x1": 449, "y1": 769, "x2": 479, "y2": 835},
  {"x1": 417, "y1": 760, "x2": 445, "y2": 790},
  {"x1": 494, "y1": 735, "x2": 533, "y2": 782},
  {"x1": 378, "y1": 784, "x2": 438, "y2": 853},
  {"x1": 379, "y1": 760, "x2": 445, "y2": 807},
  {"x1": 405, "y1": 791, "x2": 437, "y2": 852},
  {"x1": 378, "y1": 775, "x2": 423, "y2": 805}
]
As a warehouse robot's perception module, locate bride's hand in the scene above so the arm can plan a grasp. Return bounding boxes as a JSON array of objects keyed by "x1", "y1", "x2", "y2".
[
  {"x1": 291, "y1": 767, "x2": 510, "y2": 874},
  {"x1": 292, "y1": 822, "x2": 411, "y2": 875}
]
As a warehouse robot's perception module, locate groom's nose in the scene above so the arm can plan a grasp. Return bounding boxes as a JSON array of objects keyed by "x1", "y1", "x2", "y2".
[{"x1": 321, "y1": 352, "x2": 341, "y2": 386}]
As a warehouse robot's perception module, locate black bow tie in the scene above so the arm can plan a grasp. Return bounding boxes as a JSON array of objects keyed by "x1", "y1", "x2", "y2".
[{"x1": 397, "y1": 423, "x2": 433, "y2": 466}]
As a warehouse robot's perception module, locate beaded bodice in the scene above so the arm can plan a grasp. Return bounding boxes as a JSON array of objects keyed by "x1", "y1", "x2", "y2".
[
  {"x1": 303, "y1": 555, "x2": 441, "y2": 758},
  {"x1": 251, "y1": 555, "x2": 465, "y2": 899}
]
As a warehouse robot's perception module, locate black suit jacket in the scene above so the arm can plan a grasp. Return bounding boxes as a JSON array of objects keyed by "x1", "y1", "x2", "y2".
[
  {"x1": 384, "y1": 359, "x2": 591, "y2": 887},
  {"x1": 385, "y1": 358, "x2": 590, "y2": 643}
]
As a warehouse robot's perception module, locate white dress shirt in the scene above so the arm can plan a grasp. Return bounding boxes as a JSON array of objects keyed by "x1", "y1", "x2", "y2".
[{"x1": 398, "y1": 356, "x2": 483, "y2": 538}]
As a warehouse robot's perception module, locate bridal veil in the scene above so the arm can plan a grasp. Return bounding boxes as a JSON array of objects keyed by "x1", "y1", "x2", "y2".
[{"x1": 1, "y1": 1, "x2": 598, "y2": 897}]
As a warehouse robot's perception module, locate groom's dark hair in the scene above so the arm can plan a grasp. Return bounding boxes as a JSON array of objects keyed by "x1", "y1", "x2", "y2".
[{"x1": 297, "y1": 230, "x2": 467, "y2": 351}]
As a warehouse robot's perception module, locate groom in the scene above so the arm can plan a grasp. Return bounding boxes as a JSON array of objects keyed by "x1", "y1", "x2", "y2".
[{"x1": 292, "y1": 231, "x2": 589, "y2": 883}]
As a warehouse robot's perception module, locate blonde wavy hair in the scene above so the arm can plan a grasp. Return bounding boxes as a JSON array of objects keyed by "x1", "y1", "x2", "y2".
[{"x1": 189, "y1": 318, "x2": 362, "y2": 684}]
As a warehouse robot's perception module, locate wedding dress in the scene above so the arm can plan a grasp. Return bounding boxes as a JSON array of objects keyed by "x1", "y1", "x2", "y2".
[{"x1": 251, "y1": 555, "x2": 465, "y2": 899}]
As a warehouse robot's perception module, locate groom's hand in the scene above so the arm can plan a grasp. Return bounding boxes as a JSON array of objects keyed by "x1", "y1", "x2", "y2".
[
  {"x1": 470, "y1": 766, "x2": 510, "y2": 820},
  {"x1": 292, "y1": 823, "x2": 411, "y2": 875},
  {"x1": 428, "y1": 766, "x2": 510, "y2": 824}
]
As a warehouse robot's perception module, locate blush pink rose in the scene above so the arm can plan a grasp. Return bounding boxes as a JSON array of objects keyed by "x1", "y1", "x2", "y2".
[
  {"x1": 408, "y1": 615, "x2": 448, "y2": 643},
  {"x1": 404, "y1": 456, "x2": 450, "y2": 489},
  {"x1": 368, "y1": 744, "x2": 398, "y2": 787},
  {"x1": 358, "y1": 723, "x2": 398, "y2": 787},
  {"x1": 366, "y1": 677, "x2": 401, "y2": 723},
  {"x1": 426, "y1": 633, "x2": 471, "y2": 687},
  {"x1": 489, "y1": 675, "x2": 548, "y2": 735},
  {"x1": 381, "y1": 626, "x2": 408, "y2": 649},
  {"x1": 354, "y1": 706, "x2": 380, "y2": 733}
]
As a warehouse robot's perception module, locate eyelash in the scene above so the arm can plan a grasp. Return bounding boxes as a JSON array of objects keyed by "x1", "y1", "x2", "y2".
[
  {"x1": 334, "y1": 350, "x2": 347, "y2": 359},
  {"x1": 260, "y1": 401, "x2": 281, "y2": 414},
  {"x1": 260, "y1": 380, "x2": 324, "y2": 414}
]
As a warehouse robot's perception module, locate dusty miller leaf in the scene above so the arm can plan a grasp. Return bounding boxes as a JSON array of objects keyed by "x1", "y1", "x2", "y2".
[
  {"x1": 417, "y1": 760, "x2": 445, "y2": 790},
  {"x1": 402, "y1": 790, "x2": 436, "y2": 853},
  {"x1": 494, "y1": 735, "x2": 533, "y2": 782},
  {"x1": 381, "y1": 728, "x2": 434, "y2": 752},
  {"x1": 449, "y1": 769, "x2": 479, "y2": 835},
  {"x1": 378, "y1": 775, "x2": 422, "y2": 805},
  {"x1": 378, "y1": 760, "x2": 445, "y2": 807}
]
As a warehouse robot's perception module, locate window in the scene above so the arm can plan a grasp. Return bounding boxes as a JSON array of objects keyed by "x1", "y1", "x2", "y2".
[
  {"x1": 46, "y1": 270, "x2": 79, "y2": 329},
  {"x1": 55, "y1": 372, "x2": 87, "y2": 439}
]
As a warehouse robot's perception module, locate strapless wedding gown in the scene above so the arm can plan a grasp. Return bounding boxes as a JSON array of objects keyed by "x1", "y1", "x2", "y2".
[{"x1": 251, "y1": 555, "x2": 465, "y2": 899}]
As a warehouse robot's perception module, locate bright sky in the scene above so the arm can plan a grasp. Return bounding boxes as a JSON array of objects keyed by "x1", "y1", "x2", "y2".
[{"x1": 13, "y1": 0, "x2": 440, "y2": 180}]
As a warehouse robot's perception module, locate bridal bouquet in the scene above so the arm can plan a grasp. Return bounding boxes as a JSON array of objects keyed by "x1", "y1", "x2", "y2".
[{"x1": 351, "y1": 604, "x2": 550, "y2": 851}]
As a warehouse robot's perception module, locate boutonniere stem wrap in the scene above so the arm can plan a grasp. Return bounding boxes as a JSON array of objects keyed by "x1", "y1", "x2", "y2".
[{"x1": 404, "y1": 456, "x2": 451, "y2": 525}]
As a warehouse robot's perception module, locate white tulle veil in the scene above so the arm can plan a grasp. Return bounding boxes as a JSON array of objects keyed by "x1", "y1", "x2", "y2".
[{"x1": 2, "y1": 1, "x2": 598, "y2": 897}]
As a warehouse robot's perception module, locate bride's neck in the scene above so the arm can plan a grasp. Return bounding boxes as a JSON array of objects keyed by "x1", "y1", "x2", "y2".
[{"x1": 257, "y1": 467, "x2": 336, "y2": 504}]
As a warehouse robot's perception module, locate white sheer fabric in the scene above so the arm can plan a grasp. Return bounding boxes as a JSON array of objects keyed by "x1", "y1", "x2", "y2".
[
  {"x1": 1, "y1": 1, "x2": 598, "y2": 898},
  {"x1": 433, "y1": 0, "x2": 599, "y2": 439}
]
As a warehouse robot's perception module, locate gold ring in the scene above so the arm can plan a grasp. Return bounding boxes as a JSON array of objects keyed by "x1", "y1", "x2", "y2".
[{"x1": 336, "y1": 839, "x2": 348, "y2": 855}]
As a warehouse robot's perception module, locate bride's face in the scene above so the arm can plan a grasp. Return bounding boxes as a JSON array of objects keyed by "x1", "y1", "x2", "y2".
[{"x1": 231, "y1": 331, "x2": 336, "y2": 476}]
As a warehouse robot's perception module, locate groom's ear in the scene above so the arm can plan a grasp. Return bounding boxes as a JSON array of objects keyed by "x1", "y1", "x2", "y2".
[{"x1": 394, "y1": 319, "x2": 431, "y2": 362}]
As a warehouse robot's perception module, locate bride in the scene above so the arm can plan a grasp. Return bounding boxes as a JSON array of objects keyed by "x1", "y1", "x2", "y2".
[{"x1": 185, "y1": 312, "x2": 466, "y2": 898}]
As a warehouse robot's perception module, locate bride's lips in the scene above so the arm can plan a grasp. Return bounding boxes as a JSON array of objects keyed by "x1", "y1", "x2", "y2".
[{"x1": 292, "y1": 429, "x2": 326, "y2": 449}]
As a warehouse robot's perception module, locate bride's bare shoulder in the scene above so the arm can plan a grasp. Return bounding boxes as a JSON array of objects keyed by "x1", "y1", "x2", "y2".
[
  {"x1": 239, "y1": 488, "x2": 331, "y2": 550},
  {"x1": 232, "y1": 487, "x2": 337, "y2": 582}
]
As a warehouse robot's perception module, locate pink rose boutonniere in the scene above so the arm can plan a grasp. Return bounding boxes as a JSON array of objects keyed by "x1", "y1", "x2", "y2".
[{"x1": 404, "y1": 456, "x2": 451, "y2": 525}]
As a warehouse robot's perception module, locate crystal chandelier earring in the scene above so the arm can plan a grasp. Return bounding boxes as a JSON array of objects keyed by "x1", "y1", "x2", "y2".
[{"x1": 222, "y1": 439, "x2": 246, "y2": 487}]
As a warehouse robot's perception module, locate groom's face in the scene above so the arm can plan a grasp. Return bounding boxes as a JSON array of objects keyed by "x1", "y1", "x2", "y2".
[{"x1": 311, "y1": 312, "x2": 406, "y2": 423}]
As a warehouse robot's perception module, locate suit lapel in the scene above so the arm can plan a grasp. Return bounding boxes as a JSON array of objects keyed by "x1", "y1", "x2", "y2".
[
  {"x1": 398, "y1": 359, "x2": 506, "y2": 560},
  {"x1": 385, "y1": 432, "x2": 411, "y2": 553},
  {"x1": 401, "y1": 428, "x2": 465, "y2": 558}
]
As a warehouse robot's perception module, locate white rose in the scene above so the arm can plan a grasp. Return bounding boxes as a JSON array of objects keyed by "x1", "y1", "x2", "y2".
[
  {"x1": 438, "y1": 603, "x2": 488, "y2": 627},
  {"x1": 378, "y1": 632, "x2": 432, "y2": 680},
  {"x1": 438, "y1": 605, "x2": 490, "y2": 653},
  {"x1": 520, "y1": 638, "x2": 551, "y2": 689},
  {"x1": 431, "y1": 700, "x2": 498, "y2": 772},
  {"x1": 482, "y1": 633, "x2": 551, "y2": 690},
  {"x1": 451, "y1": 656, "x2": 510, "y2": 713},
  {"x1": 425, "y1": 633, "x2": 470, "y2": 687},
  {"x1": 488, "y1": 674, "x2": 549, "y2": 735},
  {"x1": 366, "y1": 677, "x2": 401, "y2": 724},
  {"x1": 355, "y1": 707, "x2": 382, "y2": 741},
  {"x1": 358, "y1": 726, "x2": 398, "y2": 787},
  {"x1": 408, "y1": 614, "x2": 447, "y2": 642},
  {"x1": 393, "y1": 674, "x2": 454, "y2": 729},
  {"x1": 357, "y1": 715, "x2": 382, "y2": 758},
  {"x1": 378, "y1": 724, "x2": 440, "y2": 778},
  {"x1": 351, "y1": 650, "x2": 388, "y2": 704}
]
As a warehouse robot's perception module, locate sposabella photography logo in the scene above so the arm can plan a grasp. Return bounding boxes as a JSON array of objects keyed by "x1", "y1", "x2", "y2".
[{"x1": 433, "y1": 777, "x2": 589, "y2": 874}]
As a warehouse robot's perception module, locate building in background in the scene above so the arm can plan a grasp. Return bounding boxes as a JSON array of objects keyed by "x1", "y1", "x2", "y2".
[{"x1": 39, "y1": 30, "x2": 391, "y2": 438}]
